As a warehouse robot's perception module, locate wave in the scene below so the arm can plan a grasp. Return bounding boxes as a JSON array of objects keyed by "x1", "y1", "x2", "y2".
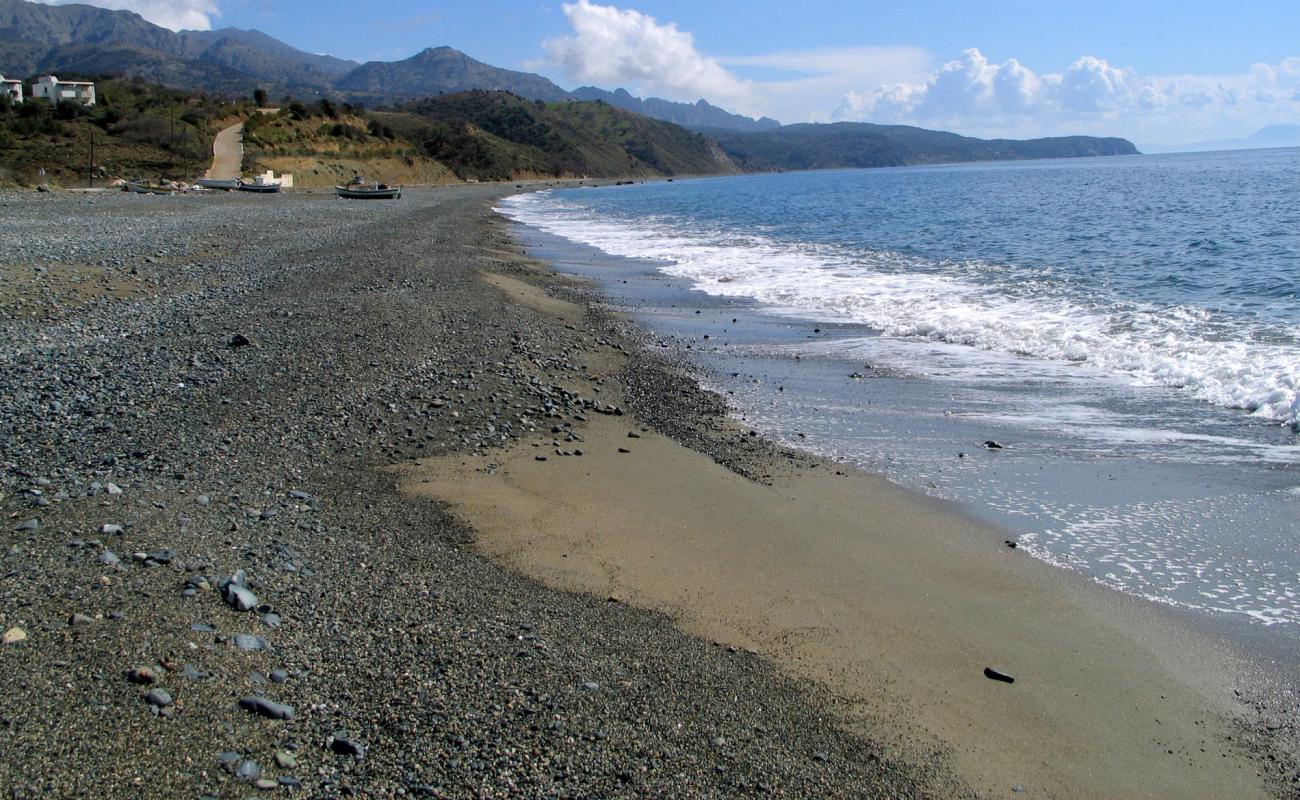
[{"x1": 499, "y1": 192, "x2": 1300, "y2": 428}]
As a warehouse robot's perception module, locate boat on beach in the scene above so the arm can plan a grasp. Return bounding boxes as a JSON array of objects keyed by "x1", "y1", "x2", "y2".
[
  {"x1": 335, "y1": 180, "x2": 402, "y2": 200},
  {"x1": 196, "y1": 178, "x2": 240, "y2": 191},
  {"x1": 236, "y1": 176, "x2": 282, "y2": 193},
  {"x1": 123, "y1": 180, "x2": 176, "y2": 195}
]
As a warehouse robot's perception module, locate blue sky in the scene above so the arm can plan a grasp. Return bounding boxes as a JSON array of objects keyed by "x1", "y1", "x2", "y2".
[{"x1": 41, "y1": 1, "x2": 1300, "y2": 145}]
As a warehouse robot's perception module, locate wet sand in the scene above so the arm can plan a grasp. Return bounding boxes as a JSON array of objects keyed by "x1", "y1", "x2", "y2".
[{"x1": 405, "y1": 250, "x2": 1282, "y2": 798}]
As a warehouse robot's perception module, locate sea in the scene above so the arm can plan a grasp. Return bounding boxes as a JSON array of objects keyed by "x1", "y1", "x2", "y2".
[{"x1": 497, "y1": 148, "x2": 1300, "y2": 648}]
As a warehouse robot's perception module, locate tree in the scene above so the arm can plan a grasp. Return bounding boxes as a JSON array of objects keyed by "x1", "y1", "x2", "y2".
[{"x1": 253, "y1": 87, "x2": 268, "y2": 107}]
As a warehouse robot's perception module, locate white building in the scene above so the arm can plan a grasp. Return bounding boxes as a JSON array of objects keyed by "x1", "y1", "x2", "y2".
[
  {"x1": 31, "y1": 75, "x2": 95, "y2": 106},
  {"x1": 0, "y1": 75, "x2": 22, "y2": 104}
]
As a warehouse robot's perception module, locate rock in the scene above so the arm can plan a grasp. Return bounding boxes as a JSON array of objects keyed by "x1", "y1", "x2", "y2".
[
  {"x1": 127, "y1": 666, "x2": 159, "y2": 684},
  {"x1": 1004, "y1": 539, "x2": 1018, "y2": 549},
  {"x1": 228, "y1": 333, "x2": 252, "y2": 348},
  {"x1": 329, "y1": 735, "x2": 366, "y2": 759},
  {"x1": 96, "y1": 550, "x2": 121, "y2": 565},
  {"x1": 222, "y1": 572, "x2": 260, "y2": 612},
  {"x1": 100, "y1": 524, "x2": 123, "y2": 536},
  {"x1": 617, "y1": 447, "x2": 631, "y2": 454},
  {"x1": 3, "y1": 627, "x2": 28, "y2": 644},
  {"x1": 234, "y1": 758, "x2": 260, "y2": 780},
  {"x1": 232, "y1": 633, "x2": 268, "y2": 652},
  {"x1": 105, "y1": 483, "x2": 123, "y2": 496},
  {"x1": 144, "y1": 688, "x2": 173, "y2": 707},
  {"x1": 68, "y1": 613, "x2": 94, "y2": 626},
  {"x1": 984, "y1": 667, "x2": 1015, "y2": 684},
  {"x1": 260, "y1": 612, "x2": 281, "y2": 628},
  {"x1": 983, "y1": 440, "x2": 1004, "y2": 450},
  {"x1": 274, "y1": 749, "x2": 297, "y2": 768},
  {"x1": 580, "y1": 681, "x2": 600, "y2": 692},
  {"x1": 14, "y1": 518, "x2": 38, "y2": 532},
  {"x1": 269, "y1": 669, "x2": 289, "y2": 683},
  {"x1": 238, "y1": 695, "x2": 295, "y2": 720}
]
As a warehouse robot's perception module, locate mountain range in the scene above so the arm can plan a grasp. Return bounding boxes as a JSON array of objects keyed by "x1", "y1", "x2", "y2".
[
  {"x1": 0, "y1": 0, "x2": 773, "y2": 132},
  {"x1": 0, "y1": 0, "x2": 1139, "y2": 171},
  {"x1": 1141, "y1": 124, "x2": 1300, "y2": 154}
]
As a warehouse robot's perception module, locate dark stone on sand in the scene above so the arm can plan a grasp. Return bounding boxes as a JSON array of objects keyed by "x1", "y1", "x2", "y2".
[
  {"x1": 228, "y1": 333, "x2": 252, "y2": 348},
  {"x1": 15, "y1": 518, "x2": 38, "y2": 532},
  {"x1": 329, "y1": 735, "x2": 366, "y2": 759},
  {"x1": 127, "y1": 666, "x2": 159, "y2": 685},
  {"x1": 1005, "y1": 540, "x2": 1018, "y2": 549},
  {"x1": 232, "y1": 633, "x2": 268, "y2": 652},
  {"x1": 145, "y1": 688, "x2": 173, "y2": 707},
  {"x1": 68, "y1": 613, "x2": 94, "y2": 626},
  {"x1": 618, "y1": 447, "x2": 631, "y2": 454},
  {"x1": 984, "y1": 667, "x2": 1015, "y2": 684},
  {"x1": 238, "y1": 695, "x2": 296, "y2": 720}
]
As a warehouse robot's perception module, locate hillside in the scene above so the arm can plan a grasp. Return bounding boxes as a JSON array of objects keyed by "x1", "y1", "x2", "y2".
[
  {"x1": 710, "y1": 122, "x2": 1139, "y2": 171},
  {"x1": 0, "y1": 77, "x2": 228, "y2": 186},
  {"x1": 239, "y1": 100, "x2": 456, "y2": 187},
  {"x1": 388, "y1": 91, "x2": 738, "y2": 181}
]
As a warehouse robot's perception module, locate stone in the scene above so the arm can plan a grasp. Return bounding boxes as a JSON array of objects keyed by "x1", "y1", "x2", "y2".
[
  {"x1": 225, "y1": 584, "x2": 259, "y2": 613},
  {"x1": 232, "y1": 634, "x2": 268, "y2": 652},
  {"x1": 329, "y1": 735, "x2": 366, "y2": 759},
  {"x1": 127, "y1": 666, "x2": 159, "y2": 685},
  {"x1": 984, "y1": 667, "x2": 1015, "y2": 684},
  {"x1": 144, "y1": 688, "x2": 173, "y2": 707},
  {"x1": 100, "y1": 524, "x2": 124, "y2": 536},
  {"x1": 238, "y1": 695, "x2": 295, "y2": 720},
  {"x1": 274, "y1": 749, "x2": 297, "y2": 768},
  {"x1": 14, "y1": 518, "x2": 38, "y2": 532},
  {"x1": 105, "y1": 483, "x2": 123, "y2": 495},
  {"x1": 983, "y1": 440, "x2": 1004, "y2": 450},
  {"x1": 3, "y1": 627, "x2": 27, "y2": 644},
  {"x1": 269, "y1": 669, "x2": 289, "y2": 683},
  {"x1": 68, "y1": 613, "x2": 94, "y2": 626},
  {"x1": 228, "y1": 333, "x2": 252, "y2": 348},
  {"x1": 234, "y1": 758, "x2": 260, "y2": 780},
  {"x1": 96, "y1": 550, "x2": 121, "y2": 565}
]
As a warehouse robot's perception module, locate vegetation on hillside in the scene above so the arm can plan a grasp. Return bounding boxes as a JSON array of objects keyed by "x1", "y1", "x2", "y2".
[
  {"x1": 0, "y1": 76, "x2": 234, "y2": 186},
  {"x1": 709, "y1": 122, "x2": 1139, "y2": 172},
  {"x1": 390, "y1": 91, "x2": 737, "y2": 181}
]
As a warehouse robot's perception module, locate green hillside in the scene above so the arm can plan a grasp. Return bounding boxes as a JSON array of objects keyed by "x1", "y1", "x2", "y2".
[
  {"x1": 710, "y1": 122, "x2": 1139, "y2": 171},
  {"x1": 389, "y1": 91, "x2": 738, "y2": 181},
  {"x1": 0, "y1": 77, "x2": 234, "y2": 186}
]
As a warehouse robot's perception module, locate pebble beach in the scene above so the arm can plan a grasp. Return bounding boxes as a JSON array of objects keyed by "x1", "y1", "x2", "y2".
[{"x1": 0, "y1": 185, "x2": 1293, "y2": 799}]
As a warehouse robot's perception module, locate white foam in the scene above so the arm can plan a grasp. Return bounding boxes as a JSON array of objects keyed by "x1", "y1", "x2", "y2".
[{"x1": 499, "y1": 192, "x2": 1300, "y2": 428}]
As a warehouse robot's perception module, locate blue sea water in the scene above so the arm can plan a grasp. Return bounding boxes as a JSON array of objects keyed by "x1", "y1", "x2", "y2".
[{"x1": 499, "y1": 149, "x2": 1300, "y2": 634}]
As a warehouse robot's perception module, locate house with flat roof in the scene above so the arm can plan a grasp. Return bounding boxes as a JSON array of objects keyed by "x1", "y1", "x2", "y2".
[
  {"x1": 0, "y1": 75, "x2": 22, "y2": 103},
  {"x1": 31, "y1": 75, "x2": 95, "y2": 106}
]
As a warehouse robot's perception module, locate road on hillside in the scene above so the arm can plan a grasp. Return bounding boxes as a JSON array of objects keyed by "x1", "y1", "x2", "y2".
[{"x1": 204, "y1": 121, "x2": 244, "y2": 180}]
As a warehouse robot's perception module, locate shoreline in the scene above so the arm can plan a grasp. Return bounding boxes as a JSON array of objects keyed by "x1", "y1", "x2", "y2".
[
  {"x1": 402, "y1": 198, "x2": 1294, "y2": 797},
  {"x1": 0, "y1": 184, "x2": 1291, "y2": 798}
]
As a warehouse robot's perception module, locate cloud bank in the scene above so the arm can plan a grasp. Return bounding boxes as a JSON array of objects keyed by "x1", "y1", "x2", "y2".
[
  {"x1": 838, "y1": 48, "x2": 1300, "y2": 142},
  {"x1": 35, "y1": 0, "x2": 219, "y2": 31},
  {"x1": 545, "y1": 0, "x2": 754, "y2": 110}
]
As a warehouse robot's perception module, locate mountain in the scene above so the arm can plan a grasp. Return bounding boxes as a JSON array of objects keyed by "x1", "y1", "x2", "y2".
[
  {"x1": 386, "y1": 91, "x2": 738, "y2": 181},
  {"x1": 710, "y1": 122, "x2": 1138, "y2": 171},
  {"x1": 0, "y1": 0, "x2": 357, "y2": 94},
  {"x1": 336, "y1": 47, "x2": 571, "y2": 103},
  {"x1": 1143, "y1": 124, "x2": 1300, "y2": 154},
  {"x1": 571, "y1": 86, "x2": 780, "y2": 132}
]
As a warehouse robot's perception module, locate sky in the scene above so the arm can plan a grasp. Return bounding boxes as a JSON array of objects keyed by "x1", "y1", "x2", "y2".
[{"x1": 37, "y1": 0, "x2": 1300, "y2": 146}]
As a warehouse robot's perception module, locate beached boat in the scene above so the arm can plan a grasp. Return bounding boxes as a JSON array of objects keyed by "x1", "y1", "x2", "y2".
[
  {"x1": 335, "y1": 182, "x2": 402, "y2": 200},
  {"x1": 196, "y1": 178, "x2": 240, "y2": 191},
  {"x1": 123, "y1": 181, "x2": 176, "y2": 195},
  {"x1": 236, "y1": 177, "x2": 282, "y2": 194}
]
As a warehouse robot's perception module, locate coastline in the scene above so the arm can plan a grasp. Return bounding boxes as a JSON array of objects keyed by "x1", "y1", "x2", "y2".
[
  {"x1": 405, "y1": 197, "x2": 1293, "y2": 797},
  {"x1": 0, "y1": 184, "x2": 1290, "y2": 798}
]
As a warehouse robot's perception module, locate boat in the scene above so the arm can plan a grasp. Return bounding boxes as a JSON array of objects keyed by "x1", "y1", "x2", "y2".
[
  {"x1": 123, "y1": 181, "x2": 175, "y2": 195},
  {"x1": 335, "y1": 180, "x2": 401, "y2": 200},
  {"x1": 236, "y1": 177, "x2": 282, "y2": 194},
  {"x1": 196, "y1": 178, "x2": 239, "y2": 191}
]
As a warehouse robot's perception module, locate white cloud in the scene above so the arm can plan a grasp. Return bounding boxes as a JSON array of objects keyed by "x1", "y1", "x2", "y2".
[
  {"x1": 35, "y1": 0, "x2": 219, "y2": 31},
  {"x1": 837, "y1": 48, "x2": 1300, "y2": 143},
  {"x1": 544, "y1": 0, "x2": 753, "y2": 110}
]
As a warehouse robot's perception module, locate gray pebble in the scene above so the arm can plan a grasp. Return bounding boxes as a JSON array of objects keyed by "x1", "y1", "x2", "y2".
[{"x1": 238, "y1": 695, "x2": 295, "y2": 720}]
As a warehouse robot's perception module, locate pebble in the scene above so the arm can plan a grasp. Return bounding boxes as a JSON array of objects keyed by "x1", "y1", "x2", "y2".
[
  {"x1": 984, "y1": 667, "x2": 1015, "y2": 684},
  {"x1": 232, "y1": 633, "x2": 269, "y2": 652},
  {"x1": 100, "y1": 524, "x2": 123, "y2": 536},
  {"x1": 274, "y1": 749, "x2": 297, "y2": 768},
  {"x1": 68, "y1": 612, "x2": 94, "y2": 626},
  {"x1": 3, "y1": 627, "x2": 28, "y2": 644},
  {"x1": 144, "y1": 688, "x2": 173, "y2": 707},
  {"x1": 15, "y1": 518, "x2": 39, "y2": 532},
  {"x1": 127, "y1": 666, "x2": 159, "y2": 684},
  {"x1": 329, "y1": 735, "x2": 366, "y2": 759},
  {"x1": 238, "y1": 695, "x2": 296, "y2": 720},
  {"x1": 234, "y1": 758, "x2": 260, "y2": 779},
  {"x1": 96, "y1": 549, "x2": 121, "y2": 565}
]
